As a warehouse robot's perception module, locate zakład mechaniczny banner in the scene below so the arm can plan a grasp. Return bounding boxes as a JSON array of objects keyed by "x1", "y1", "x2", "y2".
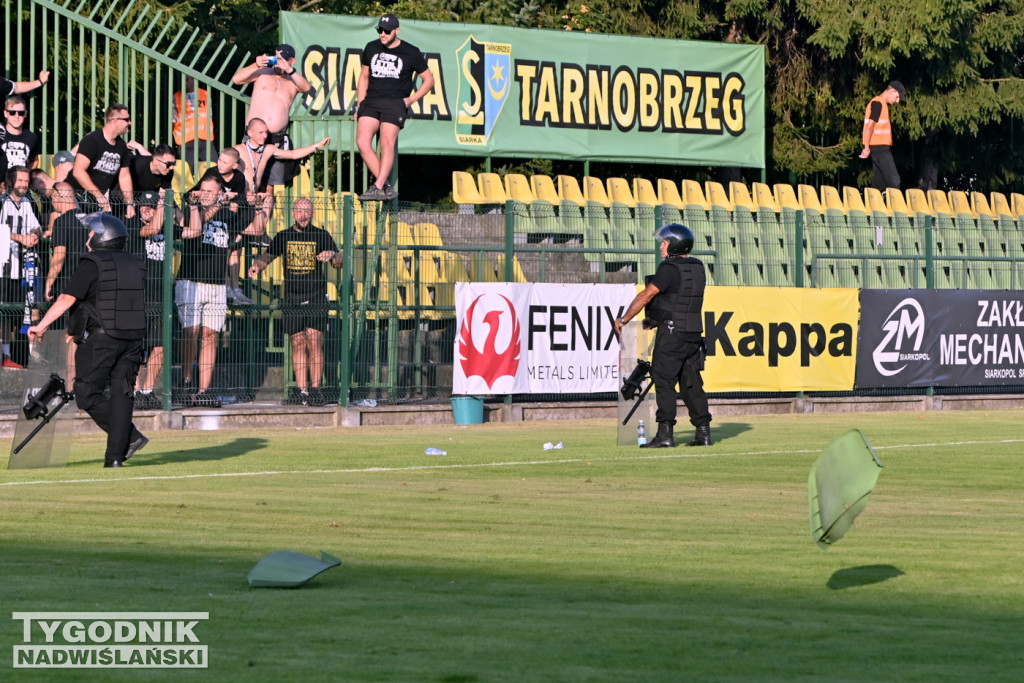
[
  {"x1": 856, "y1": 290, "x2": 1024, "y2": 388},
  {"x1": 280, "y1": 13, "x2": 765, "y2": 167}
]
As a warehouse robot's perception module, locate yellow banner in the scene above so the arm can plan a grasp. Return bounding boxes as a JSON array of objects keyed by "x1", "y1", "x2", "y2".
[{"x1": 703, "y1": 287, "x2": 858, "y2": 391}]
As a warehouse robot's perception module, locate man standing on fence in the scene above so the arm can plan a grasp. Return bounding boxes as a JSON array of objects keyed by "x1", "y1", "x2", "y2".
[
  {"x1": 249, "y1": 198, "x2": 341, "y2": 406},
  {"x1": 355, "y1": 13, "x2": 434, "y2": 201},
  {"x1": 231, "y1": 45, "x2": 312, "y2": 191},
  {"x1": 614, "y1": 224, "x2": 712, "y2": 448},
  {"x1": 2, "y1": 96, "x2": 41, "y2": 170},
  {"x1": 859, "y1": 81, "x2": 906, "y2": 191},
  {"x1": 1, "y1": 71, "x2": 49, "y2": 188}
]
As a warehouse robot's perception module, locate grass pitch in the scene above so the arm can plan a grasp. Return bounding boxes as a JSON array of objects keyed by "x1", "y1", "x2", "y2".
[{"x1": 2, "y1": 411, "x2": 1024, "y2": 681}]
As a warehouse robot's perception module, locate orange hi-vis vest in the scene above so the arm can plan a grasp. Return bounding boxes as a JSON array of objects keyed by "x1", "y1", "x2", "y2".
[
  {"x1": 864, "y1": 96, "x2": 892, "y2": 147},
  {"x1": 173, "y1": 89, "x2": 213, "y2": 145}
]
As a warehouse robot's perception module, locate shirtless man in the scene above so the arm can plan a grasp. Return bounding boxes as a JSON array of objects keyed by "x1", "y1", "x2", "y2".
[{"x1": 231, "y1": 45, "x2": 312, "y2": 190}]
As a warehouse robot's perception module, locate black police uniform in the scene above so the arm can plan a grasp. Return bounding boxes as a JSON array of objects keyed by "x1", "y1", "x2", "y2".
[
  {"x1": 646, "y1": 254, "x2": 712, "y2": 435},
  {"x1": 64, "y1": 249, "x2": 147, "y2": 466}
]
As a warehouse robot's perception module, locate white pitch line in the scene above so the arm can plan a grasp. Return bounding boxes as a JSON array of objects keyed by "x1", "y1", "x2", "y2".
[{"x1": 3, "y1": 438, "x2": 1022, "y2": 489}]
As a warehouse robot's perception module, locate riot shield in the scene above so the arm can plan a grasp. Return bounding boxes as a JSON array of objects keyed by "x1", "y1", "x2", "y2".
[
  {"x1": 616, "y1": 320, "x2": 656, "y2": 446},
  {"x1": 7, "y1": 334, "x2": 75, "y2": 469}
]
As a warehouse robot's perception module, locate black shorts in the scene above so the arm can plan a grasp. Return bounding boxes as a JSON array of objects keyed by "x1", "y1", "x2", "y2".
[
  {"x1": 359, "y1": 98, "x2": 409, "y2": 129},
  {"x1": 282, "y1": 301, "x2": 330, "y2": 336}
]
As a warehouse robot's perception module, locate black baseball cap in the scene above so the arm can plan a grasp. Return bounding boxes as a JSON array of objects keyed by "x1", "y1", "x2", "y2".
[
  {"x1": 377, "y1": 14, "x2": 399, "y2": 32},
  {"x1": 888, "y1": 80, "x2": 907, "y2": 99},
  {"x1": 276, "y1": 44, "x2": 296, "y2": 60}
]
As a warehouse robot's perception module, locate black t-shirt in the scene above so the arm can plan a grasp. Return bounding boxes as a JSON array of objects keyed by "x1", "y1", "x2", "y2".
[
  {"x1": 126, "y1": 215, "x2": 179, "y2": 299},
  {"x1": 51, "y1": 209, "x2": 89, "y2": 292},
  {"x1": 193, "y1": 166, "x2": 247, "y2": 196},
  {"x1": 67, "y1": 129, "x2": 130, "y2": 195},
  {"x1": 128, "y1": 155, "x2": 173, "y2": 192},
  {"x1": 0, "y1": 79, "x2": 12, "y2": 180},
  {"x1": 178, "y1": 205, "x2": 242, "y2": 285},
  {"x1": 63, "y1": 255, "x2": 99, "y2": 301},
  {"x1": 650, "y1": 260, "x2": 681, "y2": 294},
  {"x1": 361, "y1": 39, "x2": 429, "y2": 100},
  {"x1": 266, "y1": 224, "x2": 338, "y2": 302},
  {"x1": 1, "y1": 129, "x2": 40, "y2": 168}
]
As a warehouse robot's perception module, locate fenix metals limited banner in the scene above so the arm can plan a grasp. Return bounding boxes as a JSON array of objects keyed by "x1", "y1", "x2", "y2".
[
  {"x1": 453, "y1": 282, "x2": 633, "y2": 395},
  {"x1": 857, "y1": 290, "x2": 1024, "y2": 388},
  {"x1": 280, "y1": 13, "x2": 766, "y2": 167},
  {"x1": 702, "y1": 287, "x2": 859, "y2": 392}
]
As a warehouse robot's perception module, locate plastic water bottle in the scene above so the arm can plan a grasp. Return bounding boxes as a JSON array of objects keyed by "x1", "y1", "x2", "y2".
[
  {"x1": 637, "y1": 420, "x2": 647, "y2": 446},
  {"x1": 424, "y1": 448, "x2": 447, "y2": 456}
]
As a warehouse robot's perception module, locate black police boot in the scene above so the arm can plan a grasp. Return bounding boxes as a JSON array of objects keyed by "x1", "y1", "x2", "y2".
[
  {"x1": 640, "y1": 422, "x2": 675, "y2": 448},
  {"x1": 685, "y1": 424, "x2": 713, "y2": 447}
]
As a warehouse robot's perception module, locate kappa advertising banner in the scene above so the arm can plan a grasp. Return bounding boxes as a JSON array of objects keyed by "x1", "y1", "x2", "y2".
[
  {"x1": 703, "y1": 287, "x2": 859, "y2": 392},
  {"x1": 453, "y1": 282, "x2": 634, "y2": 394},
  {"x1": 857, "y1": 290, "x2": 1024, "y2": 388},
  {"x1": 280, "y1": 13, "x2": 766, "y2": 166}
]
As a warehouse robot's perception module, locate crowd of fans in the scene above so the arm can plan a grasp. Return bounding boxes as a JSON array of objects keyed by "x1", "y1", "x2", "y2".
[{"x1": 0, "y1": 50, "x2": 335, "y2": 408}]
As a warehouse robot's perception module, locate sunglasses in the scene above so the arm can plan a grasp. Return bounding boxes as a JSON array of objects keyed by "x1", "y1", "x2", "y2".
[
  {"x1": 5, "y1": 109, "x2": 27, "y2": 116},
  {"x1": 112, "y1": 116, "x2": 131, "y2": 122},
  {"x1": 156, "y1": 158, "x2": 175, "y2": 168},
  {"x1": 377, "y1": 27, "x2": 393, "y2": 34}
]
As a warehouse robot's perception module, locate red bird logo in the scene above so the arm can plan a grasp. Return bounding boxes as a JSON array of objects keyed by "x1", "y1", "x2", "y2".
[{"x1": 458, "y1": 294, "x2": 521, "y2": 389}]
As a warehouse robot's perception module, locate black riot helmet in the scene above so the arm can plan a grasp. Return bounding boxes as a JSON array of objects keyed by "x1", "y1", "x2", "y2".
[
  {"x1": 81, "y1": 212, "x2": 129, "y2": 251},
  {"x1": 654, "y1": 223, "x2": 695, "y2": 255}
]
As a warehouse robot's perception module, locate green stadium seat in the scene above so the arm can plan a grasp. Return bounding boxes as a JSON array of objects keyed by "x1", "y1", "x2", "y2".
[{"x1": 844, "y1": 186, "x2": 879, "y2": 256}]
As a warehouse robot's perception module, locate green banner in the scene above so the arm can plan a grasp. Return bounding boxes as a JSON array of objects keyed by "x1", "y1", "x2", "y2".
[{"x1": 281, "y1": 13, "x2": 765, "y2": 167}]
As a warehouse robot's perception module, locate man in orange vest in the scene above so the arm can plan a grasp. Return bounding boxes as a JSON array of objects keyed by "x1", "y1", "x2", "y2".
[
  {"x1": 173, "y1": 76, "x2": 218, "y2": 175},
  {"x1": 859, "y1": 80, "x2": 906, "y2": 191}
]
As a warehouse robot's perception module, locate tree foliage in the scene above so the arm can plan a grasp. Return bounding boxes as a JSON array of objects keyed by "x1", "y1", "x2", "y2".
[{"x1": 163, "y1": 0, "x2": 1024, "y2": 190}]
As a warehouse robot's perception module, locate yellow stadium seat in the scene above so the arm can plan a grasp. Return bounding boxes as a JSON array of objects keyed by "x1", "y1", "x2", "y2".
[
  {"x1": 842, "y1": 186, "x2": 868, "y2": 213},
  {"x1": 927, "y1": 190, "x2": 954, "y2": 216},
  {"x1": 657, "y1": 179, "x2": 685, "y2": 208},
  {"x1": 583, "y1": 176, "x2": 611, "y2": 207},
  {"x1": 753, "y1": 183, "x2": 780, "y2": 211},
  {"x1": 1012, "y1": 193, "x2": 1024, "y2": 217},
  {"x1": 632, "y1": 178, "x2": 659, "y2": 205},
  {"x1": 885, "y1": 188, "x2": 909, "y2": 214},
  {"x1": 531, "y1": 174, "x2": 561, "y2": 203},
  {"x1": 606, "y1": 177, "x2": 636, "y2": 207},
  {"x1": 773, "y1": 184, "x2": 801, "y2": 210},
  {"x1": 477, "y1": 172, "x2": 508, "y2": 203},
  {"x1": 504, "y1": 173, "x2": 536, "y2": 203},
  {"x1": 864, "y1": 188, "x2": 891, "y2": 215},
  {"x1": 971, "y1": 192, "x2": 995, "y2": 218},
  {"x1": 705, "y1": 181, "x2": 732, "y2": 209},
  {"x1": 949, "y1": 191, "x2": 975, "y2": 217},
  {"x1": 681, "y1": 180, "x2": 709, "y2": 209},
  {"x1": 452, "y1": 171, "x2": 483, "y2": 204},
  {"x1": 906, "y1": 189, "x2": 933, "y2": 215},
  {"x1": 557, "y1": 175, "x2": 586, "y2": 206},
  {"x1": 798, "y1": 185, "x2": 823, "y2": 213},
  {"x1": 990, "y1": 192, "x2": 1013, "y2": 217},
  {"x1": 820, "y1": 186, "x2": 846, "y2": 212},
  {"x1": 729, "y1": 182, "x2": 756, "y2": 211}
]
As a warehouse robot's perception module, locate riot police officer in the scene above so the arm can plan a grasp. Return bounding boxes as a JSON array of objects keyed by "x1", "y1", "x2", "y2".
[
  {"x1": 28, "y1": 213, "x2": 149, "y2": 467},
  {"x1": 614, "y1": 224, "x2": 712, "y2": 448}
]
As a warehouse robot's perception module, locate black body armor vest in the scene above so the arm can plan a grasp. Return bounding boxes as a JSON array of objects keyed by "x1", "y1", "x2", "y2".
[
  {"x1": 70, "y1": 251, "x2": 146, "y2": 341},
  {"x1": 647, "y1": 256, "x2": 705, "y2": 335}
]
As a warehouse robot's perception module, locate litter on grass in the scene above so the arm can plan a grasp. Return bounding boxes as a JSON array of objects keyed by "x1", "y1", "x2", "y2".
[{"x1": 247, "y1": 550, "x2": 342, "y2": 588}]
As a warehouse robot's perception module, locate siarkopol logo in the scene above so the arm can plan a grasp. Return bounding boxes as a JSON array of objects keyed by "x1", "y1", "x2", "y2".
[
  {"x1": 458, "y1": 294, "x2": 521, "y2": 389},
  {"x1": 873, "y1": 298, "x2": 928, "y2": 376},
  {"x1": 454, "y1": 37, "x2": 512, "y2": 146}
]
